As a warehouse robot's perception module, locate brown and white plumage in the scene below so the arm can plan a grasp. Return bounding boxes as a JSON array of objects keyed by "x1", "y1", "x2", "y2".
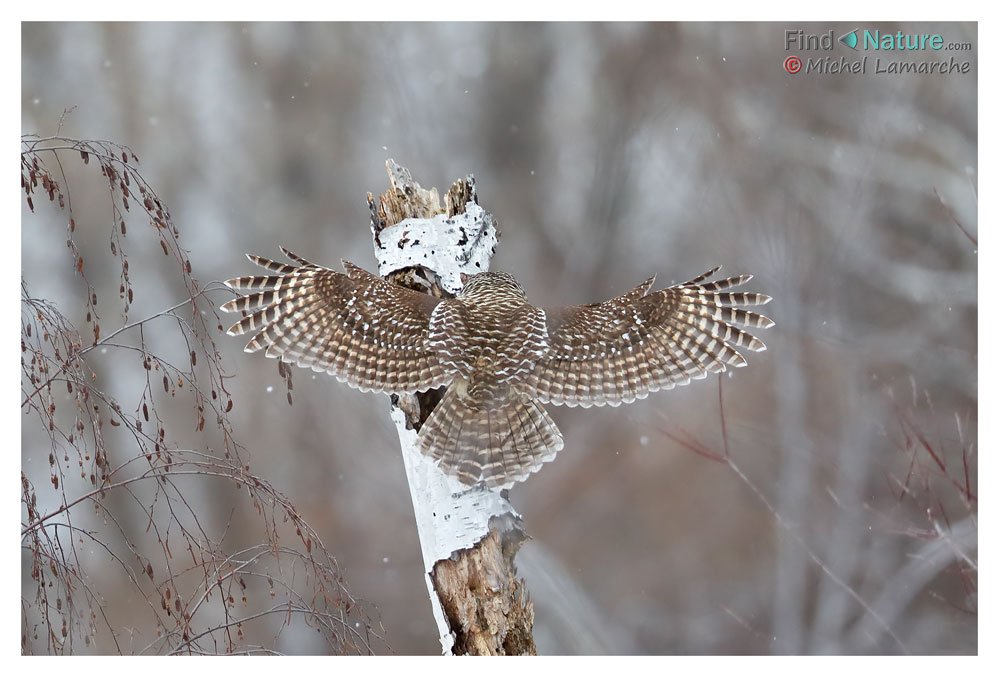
[
  {"x1": 533, "y1": 266, "x2": 773, "y2": 408},
  {"x1": 222, "y1": 250, "x2": 773, "y2": 490},
  {"x1": 222, "y1": 248, "x2": 450, "y2": 394}
]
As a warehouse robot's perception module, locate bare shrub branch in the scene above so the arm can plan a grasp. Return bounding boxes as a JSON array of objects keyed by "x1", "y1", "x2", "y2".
[
  {"x1": 21, "y1": 134, "x2": 381, "y2": 655},
  {"x1": 655, "y1": 376, "x2": 976, "y2": 654}
]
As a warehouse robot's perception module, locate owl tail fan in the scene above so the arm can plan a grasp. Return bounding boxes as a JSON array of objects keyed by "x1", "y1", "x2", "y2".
[{"x1": 416, "y1": 384, "x2": 564, "y2": 490}]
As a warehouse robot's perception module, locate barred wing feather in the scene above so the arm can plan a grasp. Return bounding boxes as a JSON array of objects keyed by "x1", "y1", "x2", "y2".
[
  {"x1": 533, "y1": 268, "x2": 773, "y2": 407},
  {"x1": 221, "y1": 248, "x2": 452, "y2": 394}
]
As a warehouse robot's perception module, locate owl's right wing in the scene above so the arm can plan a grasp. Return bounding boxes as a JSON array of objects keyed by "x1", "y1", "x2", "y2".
[
  {"x1": 221, "y1": 248, "x2": 453, "y2": 394},
  {"x1": 533, "y1": 268, "x2": 774, "y2": 407}
]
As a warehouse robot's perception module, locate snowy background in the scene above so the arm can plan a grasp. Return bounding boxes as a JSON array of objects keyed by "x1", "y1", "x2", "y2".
[{"x1": 21, "y1": 22, "x2": 977, "y2": 654}]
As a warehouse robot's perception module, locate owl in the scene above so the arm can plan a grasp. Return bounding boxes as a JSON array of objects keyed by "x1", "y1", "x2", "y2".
[{"x1": 221, "y1": 248, "x2": 773, "y2": 489}]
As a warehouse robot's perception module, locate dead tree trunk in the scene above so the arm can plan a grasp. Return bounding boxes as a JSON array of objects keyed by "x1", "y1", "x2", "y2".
[{"x1": 368, "y1": 161, "x2": 536, "y2": 655}]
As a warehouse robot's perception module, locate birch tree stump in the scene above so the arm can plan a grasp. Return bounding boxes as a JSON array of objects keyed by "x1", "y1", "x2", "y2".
[{"x1": 369, "y1": 160, "x2": 536, "y2": 655}]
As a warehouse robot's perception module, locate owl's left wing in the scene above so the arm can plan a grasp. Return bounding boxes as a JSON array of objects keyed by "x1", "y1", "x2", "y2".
[
  {"x1": 221, "y1": 248, "x2": 452, "y2": 394},
  {"x1": 532, "y1": 268, "x2": 773, "y2": 407}
]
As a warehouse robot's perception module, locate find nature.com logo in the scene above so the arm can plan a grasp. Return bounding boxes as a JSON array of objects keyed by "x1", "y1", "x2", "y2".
[{"x1": 783, "y1": 28, "x2": 973, "y2": 76}]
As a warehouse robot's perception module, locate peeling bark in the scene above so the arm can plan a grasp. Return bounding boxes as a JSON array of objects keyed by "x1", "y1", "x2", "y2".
[{"x1": 432, "y1": 517, "x2": 536, "y2": 656}]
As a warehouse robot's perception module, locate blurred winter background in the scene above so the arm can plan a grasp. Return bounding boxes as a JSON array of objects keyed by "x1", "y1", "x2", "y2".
[{"x1": 21, "y1": 22, "x2": 977, "y2": 654}]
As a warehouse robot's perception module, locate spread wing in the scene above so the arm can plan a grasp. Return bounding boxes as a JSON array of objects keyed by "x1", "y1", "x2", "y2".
[
  {"x1": 533, "y1": 267, "x2": 774, "y2": 407},
  {"x1": 221, "y1": 248, "x2": 452, "y2": 393}
]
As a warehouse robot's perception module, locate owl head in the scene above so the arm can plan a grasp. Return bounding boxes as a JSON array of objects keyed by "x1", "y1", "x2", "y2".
[{"x1": 458, "y1": 271, "x2": 528, "y2": 302}]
